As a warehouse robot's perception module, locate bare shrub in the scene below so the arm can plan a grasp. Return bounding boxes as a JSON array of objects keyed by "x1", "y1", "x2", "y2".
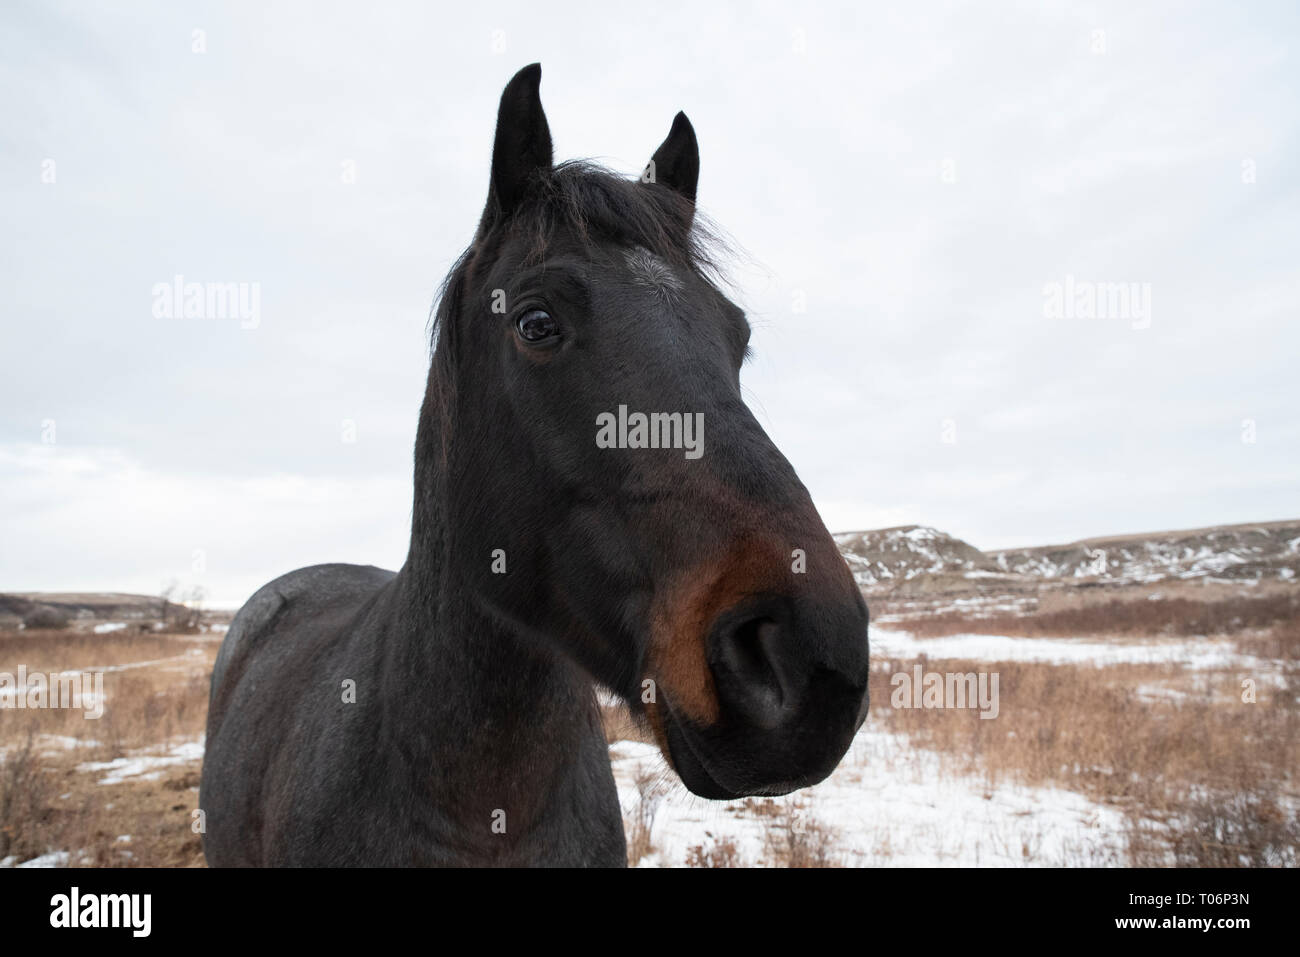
[
  {"x1": 1129, "y1": 789, "x2": 1300, "y2": 867},
  {"x1": 626, "y1": 766, "x2": 665, "y2": 865},
  {"x1": 761, "y1": 801, "x2": 842, "y2": 867},
  {"x1": 0, "y1": 731, "x2": 52, "y2": 860},
  {"x1": 22, "y1": 606, "x2": 70, "y2": 630},
  {"x1": 685, "y1": 833, "x2": 746, "y2": 867}
]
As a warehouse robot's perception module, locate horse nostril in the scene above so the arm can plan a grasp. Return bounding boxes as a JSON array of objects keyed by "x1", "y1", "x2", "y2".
[{"x1": 710, "y1": 615, "x2": 789, "y2": 730}]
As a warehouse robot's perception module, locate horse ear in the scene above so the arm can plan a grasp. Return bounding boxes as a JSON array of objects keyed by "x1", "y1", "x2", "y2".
[
  {"x1": 646, "y1": 111, "x2": 699, "y2": 205},
  {"x1": 485, "y1": 63, "x2": 553, "y2": 222}
]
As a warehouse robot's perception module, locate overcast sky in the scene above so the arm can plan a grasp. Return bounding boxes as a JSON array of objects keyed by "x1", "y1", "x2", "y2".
[{"x1": 2, "y1": 1, "x2": 1297, "y2": 606}]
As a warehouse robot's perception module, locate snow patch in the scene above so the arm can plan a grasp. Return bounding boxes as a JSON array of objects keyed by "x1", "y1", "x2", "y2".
[
  {"x1": 870, "y1": 627, "x2": 1279, "y2": 672},
  {"x1": 77, "y1": 737, "x2": 205, "y2": 786},
  {"x1": 611, "y1": 724, "x2": 1130, "y2": 867}
]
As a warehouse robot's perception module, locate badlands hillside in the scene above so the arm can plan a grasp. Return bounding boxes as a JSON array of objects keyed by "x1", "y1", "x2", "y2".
[{"x1": 835, "y1": 518, "x2": 1300, "y2": 602}]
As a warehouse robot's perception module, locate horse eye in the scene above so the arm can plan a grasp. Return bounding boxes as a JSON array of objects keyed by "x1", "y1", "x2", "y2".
[{"x1": 516, "y1": 309, "x2": 558, "y2": 343}]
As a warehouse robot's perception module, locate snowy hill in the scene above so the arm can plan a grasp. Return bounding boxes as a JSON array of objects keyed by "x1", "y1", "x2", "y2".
[
  {"x1": 833, "y1": 526, "x2": 1006, "y2": 591},
  {"x1": 988, "y1": 519, "x2": 1300, "y2": 586},
  {"x1": 835, "y1": 519, "x2": 1300, "y2": 597}
]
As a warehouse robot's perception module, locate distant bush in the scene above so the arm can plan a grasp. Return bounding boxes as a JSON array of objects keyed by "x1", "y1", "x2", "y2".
[
  {"x1": 22, "y1": 606, "x2": 70, "y2": 630},
  {"x1": 0, "y1": 613, "x2": 22, "y2": 631}
]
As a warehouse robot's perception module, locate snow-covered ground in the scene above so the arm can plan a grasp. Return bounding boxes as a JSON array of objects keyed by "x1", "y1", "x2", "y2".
[
  {"x1": 1, "y1": 849, "x2": 78, "y2": 868},
  {"x1": 37, "y1": 735, "x2": 103, "y2": 754},
  {"x1": 76, "y1": 737, "x2": 205, "y2": 786},
  {"x1": 611, "y1": 723, "x2": 1130, "y2": 868},
  {"x1": 870, "y1": 626, "x2": 1282, "y2": 674}
]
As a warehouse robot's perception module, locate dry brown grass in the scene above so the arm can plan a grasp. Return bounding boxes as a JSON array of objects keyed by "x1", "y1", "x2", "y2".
[
  {"x1": 897, "y1": 589, "x2": 1300, "y2": 642},
  {"x1": 0, "y1": 628, "x2": 216, "y2": 867},
  {"x1": 867, "y1": 617, "x2": 1300, "y2": 866}
]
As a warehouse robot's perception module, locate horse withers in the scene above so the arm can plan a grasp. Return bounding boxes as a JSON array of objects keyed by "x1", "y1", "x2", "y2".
[{"x1": 199, "y1": 64, "x2": 870, "y2": 866}]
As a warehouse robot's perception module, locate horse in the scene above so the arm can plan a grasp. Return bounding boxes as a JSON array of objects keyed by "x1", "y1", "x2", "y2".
[{"x1": 199, "y1": 63, "x2": 870, "y2": 867}]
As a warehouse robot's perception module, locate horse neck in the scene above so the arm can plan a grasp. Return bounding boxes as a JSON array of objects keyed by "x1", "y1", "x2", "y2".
[{"x1": 386, "y1": 383, "x2": 598, "y2": 812}]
